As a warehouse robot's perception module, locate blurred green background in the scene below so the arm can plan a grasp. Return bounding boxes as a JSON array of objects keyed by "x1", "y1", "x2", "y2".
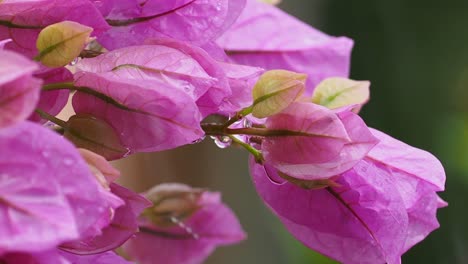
[{"x1": 117, "y1": 0, "x2": 468, "y2": 263}]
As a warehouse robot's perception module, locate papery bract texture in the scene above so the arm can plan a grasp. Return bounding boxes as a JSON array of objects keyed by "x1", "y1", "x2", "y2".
[
  {"x1": 123, "y1": 188, "x2": 246, "y2": 264},
  {"x1": 0, "y1": 122, "x2": 120, "y2": 254},
  {"x1": 250, "y1": 127, "x2": 446, "y2": 263},
  {"x1": 217, "y1": 0, "x2": 353, "y2": 93},
  {"x1": 366, "y1": 128, "x2": 446, "y2": 251},
  {"x1": 0, "y1": 50, "x2": 41, "y2": 129},
  {"x1": 0, "y1": 0, "x2": 109, "y2": 58},
  {"x1": 61, "y1": 183, "x2": 151, "y2": 254},
  {"x1": 266, "y1": 107, "x2": 378, "y2": 180},
  {"x1": 29, "y1": 67, "x2": 72, "y2": 123},
  {"x1": 1, "y1": 250, "x2": 70, "y2": 264},
  {"x1": 59, "y1": 250, "x2": 132, "y2": 264},
  {"x1": 72, "y1": 71, "x2": 204, "y2": 153},
  {"x1": 214, "y1": 61, "x2": 263, "y2": 113},
  {"x1": 98, "y1": 0, "x2": 246, "y2": 50},
  {"x1": 250, "y1": 160, "x2": 408, "y2": 264},
  {"x1": 262, "y1": 102, "x2": 375, "y2": 180}
]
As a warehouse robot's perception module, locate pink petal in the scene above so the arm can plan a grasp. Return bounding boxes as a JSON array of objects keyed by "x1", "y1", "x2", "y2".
[
  {"x1": 75, "y1": 44, "x2": 217, "y2": 102},
  {"x1": 0, "y1": 122, "x2": 119, "y2": 254},
  {"x1": 271, "y1": 109, "x2": 378, "y2": 179},
  {"x1": 29, "y1": 68, "x2": 72, "y2": 123},
  {"x1": 99, "y1": 0, "x2": 246, "y2": 50},
  {"x1": 216, "y1": 61, "x2": 263, "y2": 114},
  {"x1": 0, "y1": 50, "x2": 41, "y2": 129},
  {"x1": 366, "y1": 129, "x2": 446, "y2": 252},
  {"x1": 263, "y1": 102, "x2": 349, "y2": 179},
  {"x1": 123, "y1": 191, "x2": 245, "y2": 264},
  {"x1": 72, "y1": 72, "x2": 204, "y2": 153},
  {"x1": 216, "y1": 0, "x2": 353, "y2": 93},
  {"x1": 61, "y1": 183, "x2": 151, "y2": 255},
  {"x1": 250, "y1": 159, "x2": 408, "y2": 264},
  {"x1": 59, "y1": 250, "x2": 132, "y2": 264},
  {"x1": 367, "y1": 128, "x2": 445, "y2": 191},
  {"x1": 0, "y1": 0, "x2": 109, "y2": 58}
]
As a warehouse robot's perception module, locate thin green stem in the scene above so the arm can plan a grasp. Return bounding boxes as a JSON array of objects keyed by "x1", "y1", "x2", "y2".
[
  {"x1": 221, "y1": 106, "x2": 253, "y2": 129},
  {"x1": 42, "y1": 82, "x2": 75, "y2": 91},
  {"x1": 228, "y1": 135, "x2": 263, "y2": 163},
  {"x1": 35, "y1": 109, "x2": 68, "y2": 129}
]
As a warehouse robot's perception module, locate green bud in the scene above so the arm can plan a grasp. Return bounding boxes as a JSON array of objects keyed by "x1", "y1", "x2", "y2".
[
  {"x1": 142, "y1": 184, "x2": 203, "y2": 227},
  {"x1": 252, "y1": 70, "x2": 306, "y2": 118},
  {"x1": 36, "y1": 21, "x2": 92, "y2": 67},
  {"x1": 311, "y1": 77, "x2": 370, "y2": 112}
]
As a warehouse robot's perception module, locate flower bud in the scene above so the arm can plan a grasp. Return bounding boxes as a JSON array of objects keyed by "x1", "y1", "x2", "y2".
[
  {"x1": 36, "y1": 21, "x2": 92, "y2": 67},
  {"x1": 252, "y1": 70, "x2": 306, "y2": 118},
  {"x1": 142, "y1": 184, "x2": 203, "y2": 227},
  {"x1": 311, "y1": 77, "x2": 370, "y2": 113},
  {"x1": 64, "y1": 114, "x2": 128, "y2": 160}
]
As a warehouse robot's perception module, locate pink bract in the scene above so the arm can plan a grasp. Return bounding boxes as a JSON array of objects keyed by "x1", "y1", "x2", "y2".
[
  {"x1": 72, "y1": 71, "x2": 204, "y2": 153},
  {"x1": 123, "y1": 188, "x2": 246, "y2": 264},
  {"x1": 250, "y1": 127, "x2": 446, "y2": 264},
  {"x1": 97, "y1": 0, "x2": 246, "y2": 50},
  {"x1": 0, "y1": 122, "x2": 121, "y2": 255},
  {"x1": 29, "y1": 68, "x2": 72, "y2": 123},
  {"x1": 0, "y1": 0, "x2": 109, "y2": 58},
  {"x1": 0, "y1": 50, "x2": 41, "y2": 129},
  {"x1": 265, "y1": 107, "x2": 379, "y2": 180},
  {"x1": 61, "y1": 183, "x2": 151, "y2": 255},
  {"x1": 217, "y1": 0, "x2": 353, "y2": 93}
]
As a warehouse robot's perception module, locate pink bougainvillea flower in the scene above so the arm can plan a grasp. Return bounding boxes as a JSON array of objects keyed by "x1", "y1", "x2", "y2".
[
  {"x1": 218, "y1": 61, "x2": 264, "y2": 113},
  {"x1": 263, "y1": 105, "x2": 379, "y2": 180},
  {"x1": 60, "y1": 149, "x2": 151, "y2": 255},
  {"x1": 0, "y1": 121, "x2": 122, "y2": 255},
  {"x1": 262, "y1": 102, "x2": 377, "y2": 180},
  {"x1": 123, "y1": 184, "x2": 246, "y2": 264},
  {"x1": 72, "y1": 70, "x2": 204, "y2": 153},
  {"x1": 250, "y1": 128, "x2": 445, "y2": 264},
  {"x1": 366, "y1": 128, "x2": 446, "y2": 252},
  {"x1": 29, "y1": 67, "x2": 72, "y2": 123},
  {"x1": 216, "y1": 0, "x2": 353, "y2": 93},
  {"x1": 0, "y1": 50, "x2": 42, "y2": 129},
  {"x1": 75, "y1": 42, "x2": 221, "y2": 104},
  {"x1": 1, "y1": 249, "x2": 132, "y2": 264},
  {"x1": 97, "y1": 0, "x2": 246, "y2": 50},
  {"x1": 0, "y1": 0, "x2": 109, "y2": 58},
  {"x1": 143, "y1": 38, "x2": 262, "y2": 116},
  {"x1": 59, "y1": 250, "x2": 133, "y2": 264}
]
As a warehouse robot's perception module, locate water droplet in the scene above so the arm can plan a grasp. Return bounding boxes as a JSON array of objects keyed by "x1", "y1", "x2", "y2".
[
  {"x1": 211, "y1": 135, "x2": 232, "y2": 149},
  {"x1": 63, "y1": 158, "x2": 73, "y2": 166},
  {"x1": 191, "y1": 136, "x2": 205, "y2": 144},
  {"x1": 170, "y1": 216, "x2": 199, "y2": 239},
  {"x1": 69, "y1": 57, "x2": 79, "y2": 66},
  {"x1": 242, "y1": 118, "x2": 252, "y2": 128}
]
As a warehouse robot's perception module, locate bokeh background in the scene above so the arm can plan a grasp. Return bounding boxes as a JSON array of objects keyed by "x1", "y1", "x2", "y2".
[{"x1": 116, "y1": 1, "x2": 468, "y2": 263}]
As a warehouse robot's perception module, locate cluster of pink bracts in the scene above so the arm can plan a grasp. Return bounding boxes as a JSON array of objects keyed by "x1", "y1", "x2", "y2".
[{"x1": 0, "y1": 0, "x2": 446, "y2": 263}]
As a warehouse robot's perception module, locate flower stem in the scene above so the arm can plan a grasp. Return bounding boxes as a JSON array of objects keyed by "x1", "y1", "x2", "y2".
[
  {"x1": 228, "y1": 135, "x2": 263, "y2": 163},
  {"x1": 42, "y1": 82, "x2": 75, "y2": 91},
  {"x1": 221, "y1": 106, "x2": 253, "y2": 129},
  {"x1": 35, "y1": 109, "x2": 68, "y2": 129}
]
